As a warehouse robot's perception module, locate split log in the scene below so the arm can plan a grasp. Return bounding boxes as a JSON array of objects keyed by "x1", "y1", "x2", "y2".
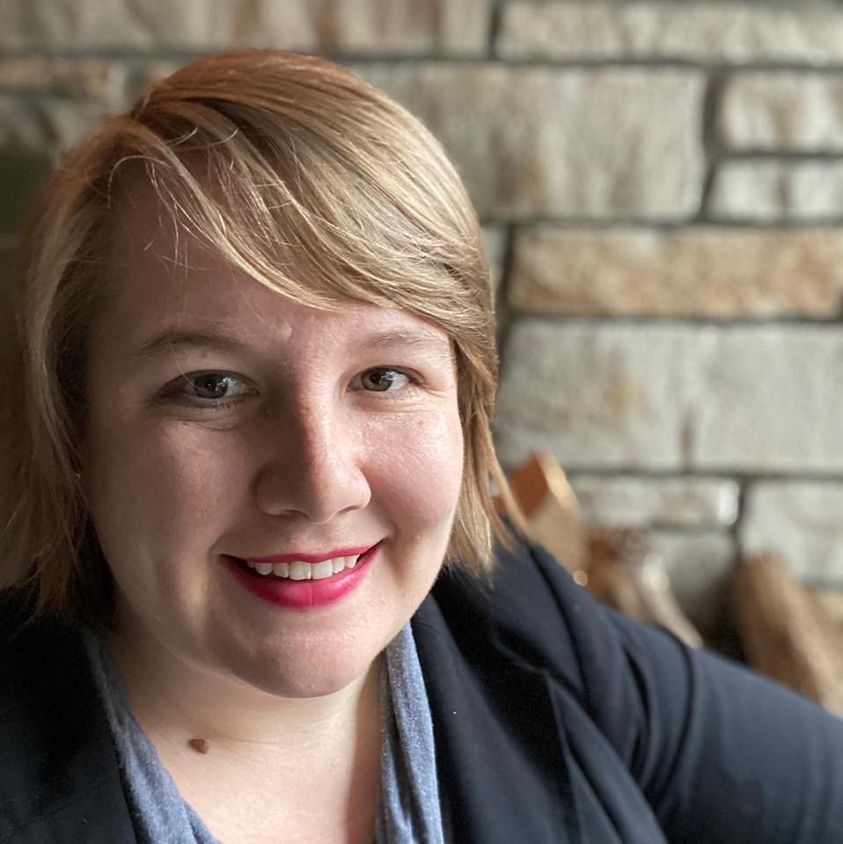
[
  {"x1": 504, "y1": 452, "x2": 701, "y2": 648},
  {"x1": 588, "y1": 529, "x2": 703, "y2": 649},
  {"x1": 733, "y1": 553, "x2": 843, "y2": 718}
]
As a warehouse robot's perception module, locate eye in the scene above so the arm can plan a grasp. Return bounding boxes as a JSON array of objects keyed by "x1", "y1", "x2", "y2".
[
  {"x1": 162, "y1": 371, "x2": 252, "y2": 407},
  {"x1": 355, "y1": 367, "x2": 413, "y2": 393}
]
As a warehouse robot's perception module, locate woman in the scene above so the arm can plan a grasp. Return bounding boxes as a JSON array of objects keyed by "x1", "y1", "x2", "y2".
[{"x1": 1, "y1": 50, "x2": 843, "y2": 844}]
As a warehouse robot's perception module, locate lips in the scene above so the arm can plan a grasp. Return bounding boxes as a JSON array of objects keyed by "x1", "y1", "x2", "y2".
[{"x1": 226, "y1": 543, "x2": 380, "y2": 610}]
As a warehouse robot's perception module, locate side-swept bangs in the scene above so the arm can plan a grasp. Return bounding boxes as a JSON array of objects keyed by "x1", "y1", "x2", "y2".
[{"x1": 2, "y1": 50, "x2": 516, "y2": 624}]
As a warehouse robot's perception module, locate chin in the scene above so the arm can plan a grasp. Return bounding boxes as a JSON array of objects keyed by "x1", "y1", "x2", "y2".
[{"x1": 224, "y1": 643, "x2": 380, "y2": 701}]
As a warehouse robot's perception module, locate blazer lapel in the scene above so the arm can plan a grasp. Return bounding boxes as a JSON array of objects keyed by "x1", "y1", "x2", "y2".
[
  {"x1": 413, "y1": 595, "x2": 579, "y2": 843},
  {"x1": 0, "y1": 613, "x2": 138, "y2": 843}
]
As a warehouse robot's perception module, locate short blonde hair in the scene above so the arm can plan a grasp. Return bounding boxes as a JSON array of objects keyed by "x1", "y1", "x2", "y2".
[{"x1": 1, "y1": 50, "x2": 517, "y2": 625}]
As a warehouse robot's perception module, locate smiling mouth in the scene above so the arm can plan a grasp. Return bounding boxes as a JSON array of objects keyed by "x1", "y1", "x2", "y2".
[
  {"x1": 242, "y1": 554, "x2": 363, "y2": 581},
  {"x1": 226, "y1": 544, "x2": 379, "y2": 610}
]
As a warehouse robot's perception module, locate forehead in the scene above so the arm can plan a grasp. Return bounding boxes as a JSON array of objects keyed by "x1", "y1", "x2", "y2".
[{"x1": 98, "y1": 179, "x2": 451, "y2": 354}]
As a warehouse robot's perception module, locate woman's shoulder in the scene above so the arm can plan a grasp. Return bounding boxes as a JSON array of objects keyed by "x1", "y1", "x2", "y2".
[
  {"x1": 0, "y1": 595, "x2": 136, "y2": 842},
  {"x1": 423, "y1": 537, "x2": 603, "y2": 695}
]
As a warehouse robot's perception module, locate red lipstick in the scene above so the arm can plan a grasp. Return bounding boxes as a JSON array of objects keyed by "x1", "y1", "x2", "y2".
[{"x1": 226, "y1": 543, "x2": 379, "y2": 611}]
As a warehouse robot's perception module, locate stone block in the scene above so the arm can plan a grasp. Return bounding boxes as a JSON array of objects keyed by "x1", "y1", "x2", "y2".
[
  {"x1": 570, "y1": 475, "x2": 739, "y2": 529},
  {"x1": 709, "y1": 160, "x2": 843, "y2": 222},
  {"x1": 495, "y1": 321, "x2": 843, "y2": 473},
  {"x1": 648, "y1": 531, "x2": 736, "y2": 636},
  {"x1": 356, "y1": 63, "x2": 704, "y2": 220},
  {"x1": 481, "y1": 225, "x2": 506, "y2": 293},
  {"x1": 740, "y1": 482, "x2": 843, "y2": 583},
  {"x1": 0, "y1": 95, "x2": 111, "y2": 150},
  {"x1": 0, "y1": 151, "x2": 52, "y2": 235},
  {"x1": 691, "y1": 328, "x2": 843, "y2": 473},
  {"x1": 495, "y1": 321, "x2": 709, "y2": 470},
  {"x1": 720, "y1": 72, "x2": 843, "y2": 152},
  {"x1": 0, "y1": 58, "x2": 125, "y2": 100},
  {"x1": 0, "y1": 0, "x2": 490, "y2": 54},
  {"x1": 509, "y1": 226, "x2": 843, "y2": 318},
  {"x1": 498, "y1": 1, "x2": 843, "y2": 63}
]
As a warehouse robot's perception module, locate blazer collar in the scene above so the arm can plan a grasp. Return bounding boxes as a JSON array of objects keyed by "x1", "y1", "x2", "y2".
[{"x1": 413, "y1": 589, "x2": 580, "y2": 844}]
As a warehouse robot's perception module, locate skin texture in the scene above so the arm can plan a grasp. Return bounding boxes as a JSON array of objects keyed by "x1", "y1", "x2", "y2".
[{"x1": 80, "y1": 188, "x2": 465, "y2": 842}]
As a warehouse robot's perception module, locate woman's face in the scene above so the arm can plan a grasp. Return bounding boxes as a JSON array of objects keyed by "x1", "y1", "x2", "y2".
[{"x1": 82, "y1": 192, "x2": 464, "y2": 699}]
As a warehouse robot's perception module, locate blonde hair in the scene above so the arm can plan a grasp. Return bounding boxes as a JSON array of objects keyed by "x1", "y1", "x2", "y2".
[{"x1": 2, "y1": 50, "x2": 518, "y2": 624}]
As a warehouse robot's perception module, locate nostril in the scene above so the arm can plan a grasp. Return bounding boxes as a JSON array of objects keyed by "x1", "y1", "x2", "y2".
[{"x1": 253, "y1": 459, "x2": 370, "y2": 522}]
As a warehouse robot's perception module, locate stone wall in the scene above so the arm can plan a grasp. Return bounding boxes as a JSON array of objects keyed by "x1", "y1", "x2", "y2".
[{"x1": 3, "y1": 0, "x2": 843, "y2": 633}]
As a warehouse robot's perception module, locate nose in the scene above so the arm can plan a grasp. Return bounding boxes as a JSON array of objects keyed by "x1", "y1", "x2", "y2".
[{"x1": 253, "y1": 401, "x2": 371, "y2": 523}]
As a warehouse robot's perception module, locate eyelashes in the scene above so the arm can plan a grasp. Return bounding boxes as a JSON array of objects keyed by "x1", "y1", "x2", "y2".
[
  {"x1": 158, "y1": 371, "x2": 254, "y2": 410},
  {"x1": 352, "y1": 367, "x2": 415, "y2": 394},
  {"x1": 158, "y1": 366, "x2": 422, "y2": 411}
]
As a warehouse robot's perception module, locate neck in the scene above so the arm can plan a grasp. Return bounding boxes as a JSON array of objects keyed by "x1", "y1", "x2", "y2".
[{"x1": 106, "y1": 624, "x2": 384, "y2": 844}]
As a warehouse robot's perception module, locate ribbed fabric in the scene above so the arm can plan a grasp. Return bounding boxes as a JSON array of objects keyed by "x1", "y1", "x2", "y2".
[
  {"x1": 83, "y1": 630, "x2": 217, "y2": 844},
  {"x1": 374, "y1": 623, "x2": 445, "y2": 844},
  {"x1": 83, "y1": 624, "x2": 443, "y2": 843}
]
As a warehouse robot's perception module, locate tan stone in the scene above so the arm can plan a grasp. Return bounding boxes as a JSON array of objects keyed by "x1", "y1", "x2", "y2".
[
  {"x1": 720, "y1": 72, "x2": 843, "y2": 152},
  {"x1": 710, "y1": 160, "x2": 843, "y2": 221},
  {"x1": 498, "y1": 1, "x2": 843, "y2": 63},
  {"x1": 741, "y1": 483, "x2": 843, "y2": 582},
  {"x1": 495, "y1": 321, "x2": 843, "y2": 473},
  {"x1": 0, "y1": 57, "x2": 124, "y2": 100},
  {"x1": 0, "y1": 0, "x2": 490, "y2": 53},
  {"x1": 510, "y1": 226, "x2": 843, "y2": 318},
  {"x1": 356, "y1": 63, "x2": 704, "y2": 220}
]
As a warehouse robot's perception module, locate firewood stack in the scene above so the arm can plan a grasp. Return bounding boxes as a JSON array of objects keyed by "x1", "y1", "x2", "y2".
[
  {"x1": 505, "y1": 452, "x2": 843, "y2": 718},
  {"x1": 505, "y1": 453, "x2": 702, "y2": 648}
]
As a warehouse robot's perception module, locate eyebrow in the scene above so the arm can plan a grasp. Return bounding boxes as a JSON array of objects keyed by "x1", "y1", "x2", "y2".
[
  {"x1": 358, "y1": 329, "x2": 451, "y2": 354},
  {"x1": 130, "y1": 327, "x2": 450, "y2": 362},
  {"x1": 130, "y1": 330, "x2": 249, "y2": 362}
]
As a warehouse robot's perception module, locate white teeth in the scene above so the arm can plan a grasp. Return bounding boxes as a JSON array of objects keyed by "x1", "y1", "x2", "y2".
[
  {"x1": 244, "y1": 553, "x2": 365, "y2": 580},
  {"x1": 311, "y1": 560, "x2": 334, "y2": 581},
  {"x1": 289, "y1": 561, "x2": 311, "y2": 581}
]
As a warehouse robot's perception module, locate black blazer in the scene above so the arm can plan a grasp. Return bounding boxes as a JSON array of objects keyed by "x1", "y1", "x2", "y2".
[{"x1": 3, "y1": 540, "x2": 843, "y2": 843}]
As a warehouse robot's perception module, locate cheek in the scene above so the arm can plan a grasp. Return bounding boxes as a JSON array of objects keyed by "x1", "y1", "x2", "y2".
[
  {"x1": 365, "y1": 408, "x2": 465, "y2": 529},
  {"x1": 84, "y1": 417, "x2": 250, "y2": 559}
]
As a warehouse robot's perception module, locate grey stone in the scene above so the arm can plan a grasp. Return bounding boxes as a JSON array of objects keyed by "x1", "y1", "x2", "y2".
[
  {"x1": 648, "y1": 531, "x2": 736, "y2": 636},
  {"x1": 496, "y1": 321, "x2": 711, "y2": 470},
  {"x1": 498, "y1": 1, "x2": 843, "y2": 63},
  {"x1": 0, "y1": 95, "x2": 112, "y2": 150},
  {"x1": 0, "y1": 152, "x2": 52, "y2": 235},
  {"x1": 709, "y1": 160, "x2": 843, "y2": 221},
  {"x1": 356, "y1": 64, "x2": 705, "y2": 220},
  {"x1": 691, "y1": 328, "x2": 843, "y2": 473},
  {"x1": 510, "y1": 226, "x2": 843, "y2": 318},
  {"x1": 481, "y1": 226, "x2": 506, "y2": 293},
  {"x1": 741, "y1": 482, "x2": 843, "y2": 583},
  {"x1": 570, "y1": 475, "x2": 740, "y2": 529},
  {"x1": 720, "y1": 72, "x2": 843, "y2": 152},
  {"x1": 496, "y1": 321, "x2": 843, "y2": 473},
  {"x1": 0, "y1": 0, "x2": 491, "y2": 53}
]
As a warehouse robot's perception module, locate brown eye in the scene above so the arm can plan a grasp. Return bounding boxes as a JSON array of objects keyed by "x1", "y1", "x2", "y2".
[
  {"x1": 161, "y1": 371, "x2": 252, "y2": 408},
  {"x1": 190, "y1": 373, "x2": 240, "y2": 399},
  {"x1": 359, "y1": 368, "x2": 409, "y2": 392}
]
